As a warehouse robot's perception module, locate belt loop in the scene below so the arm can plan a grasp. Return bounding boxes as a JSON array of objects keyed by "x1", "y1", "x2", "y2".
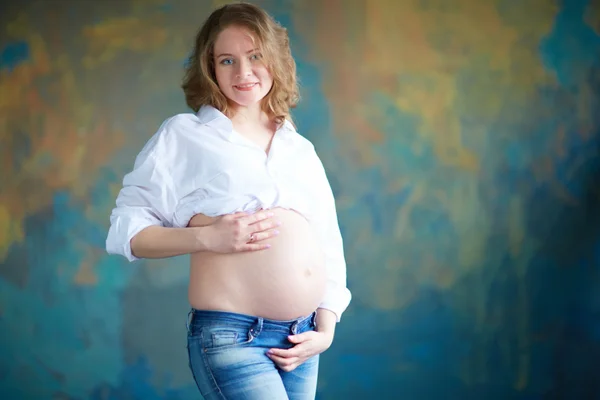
[
  {"x1": 250, "y1": 317, "x2": 263, "y2": 339},
  {"x1": 186, "y1": 309, "x2": 193, "y2": 335}
]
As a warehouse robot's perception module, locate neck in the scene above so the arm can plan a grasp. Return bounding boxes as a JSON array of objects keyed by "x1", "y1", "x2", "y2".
[{"x1": 229, "y1": 102, "x2": 268, "y2": 127}]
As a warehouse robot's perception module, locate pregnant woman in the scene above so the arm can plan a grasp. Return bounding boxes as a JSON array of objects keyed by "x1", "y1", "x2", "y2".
[{"x1": 105, "y1": 3, "x2": 351, "y2": 399}]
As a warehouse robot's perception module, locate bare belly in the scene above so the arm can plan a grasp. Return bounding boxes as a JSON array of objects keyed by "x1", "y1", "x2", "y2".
[{"x1": 187, "y1": 207, "x2": 327, "y2": 320}]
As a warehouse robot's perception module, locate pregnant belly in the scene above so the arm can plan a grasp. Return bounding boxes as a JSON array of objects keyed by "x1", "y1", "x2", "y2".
[{"x1": 188, "y1": 207, "x2": 327, "y2": 320}]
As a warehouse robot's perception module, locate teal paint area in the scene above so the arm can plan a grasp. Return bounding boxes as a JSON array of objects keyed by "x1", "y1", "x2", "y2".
[
  {"x1": 0, "y1": 41, "x2": 29, "y2": 71},
  {"x1": 540, "y1": 0, "x2": 600, "y2": 87},
  {"x1": 1, "y1": 0, "x2": 600, "y2": 399}
]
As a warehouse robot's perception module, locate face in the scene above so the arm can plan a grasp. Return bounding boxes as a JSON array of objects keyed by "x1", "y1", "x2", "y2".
[{"x1": 213, "y1": 25, "x2": 273, "y2": 111}]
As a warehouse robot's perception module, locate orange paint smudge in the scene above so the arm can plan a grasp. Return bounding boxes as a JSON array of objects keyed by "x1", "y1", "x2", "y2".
[
  {"x1": 0, "y1": 13, "x2": 126, "y2": 261},
  {"x1": 293, "y1": 0, "x2": 559, "y2": 174}
]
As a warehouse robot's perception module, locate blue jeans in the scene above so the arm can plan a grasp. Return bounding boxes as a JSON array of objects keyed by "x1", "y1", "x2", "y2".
[{"x1": 186, "y1": 309, "x2": 320, "y2": 399}]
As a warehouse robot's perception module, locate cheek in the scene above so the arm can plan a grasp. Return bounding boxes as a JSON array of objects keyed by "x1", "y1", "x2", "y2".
[
  {"x1": 214, "y1": 67, "x2": 230, "y2": 90},
  {"x1": 256, "y1": 66, "x2": 273, "y2": 84}
]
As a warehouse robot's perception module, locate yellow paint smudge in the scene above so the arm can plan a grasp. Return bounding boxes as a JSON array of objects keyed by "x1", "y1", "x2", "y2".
[
  {"x1": 74, "y1": 260, "x2": 97, "y2": 286},
  {"x1": 82, "y1": 17, "x2": 168, "y2": 68},
  {"x1": 0, "y1": 12, "x2": 125, "y2": 261},
  {"x1": 393, "y1": 183, "x2": 425, "y2": 241},
  {"x1": 507, "y1": 197, "x2": 532, "y2": 390},
  {"x1": 370, "y1": 257, "x2": 418, "y2": 311},
  {"x1": 434, "y1": 267, "x2": 455, "y2": 289},
  {"x1": 586, "y1": 0, "x2": 600, "y2": 35},
  {"x1": 293, "y1": 0, "x2": 557, "y2": 172},
  {"x1": 0, "y1": 203, "x2": 24, "y2": 260},
  {"x1": 292, "y1": 4, "x2": 566, "y2": 388},
  {"x1": 448, "y1": 180, "x2": 489, "y2": 275}
]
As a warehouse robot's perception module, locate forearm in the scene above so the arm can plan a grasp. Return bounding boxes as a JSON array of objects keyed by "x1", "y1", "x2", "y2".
[
  {"x1": 315, "y1": 308, "x2": 337, "y2": 339},
  {"x1": 130, "y1": 225, "x2": 211, "y2": 259}
]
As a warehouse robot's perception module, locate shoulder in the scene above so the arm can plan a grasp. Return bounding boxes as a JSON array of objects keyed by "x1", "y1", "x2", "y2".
[
  {"x1": 293, "y1": 134, "x2": 313, "y2": 149},
  {"x1": 156, "y1": 112, "x2": 210, "y2": 139},
  {"x1": 133, "y1": 112, "x2": 214, "y2": 165},
  {"x1": 282, "y1": 123, "x2": 316, "y2": 153},
  {"x1": 142, "y1": 113, "x2": 214, "y2": 150},
  {"x1": 289, "y1": 132, "x2": 324, "y2": 164}
]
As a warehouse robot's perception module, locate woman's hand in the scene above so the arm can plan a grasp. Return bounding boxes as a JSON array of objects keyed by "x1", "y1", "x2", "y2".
[
  {"x1": 205, "y1": 210, "x2": 281, "y2": 253},
  {"x1": 267, "y1": 331, "x2": 333, "y2": 372},
  {"x1": 267, "y1": 308, "x2": 338, "y2": 372}
]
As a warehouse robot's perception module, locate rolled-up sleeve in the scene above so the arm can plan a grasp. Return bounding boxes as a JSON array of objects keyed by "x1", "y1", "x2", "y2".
[
  {"x1": 106, "y1": 122, "x2": 177, "y2": 262},
  {"x1": 308, "y1": 148, "x2": 352, "y2": 322}
]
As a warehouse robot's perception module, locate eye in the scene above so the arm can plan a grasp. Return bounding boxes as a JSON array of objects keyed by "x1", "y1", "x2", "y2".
[
  {"x1": 250, "y1": 53, "x2": 262, "y2": 61},
  {"x1": 220, "y1": 58, "x2": 234, "y2": 65}
]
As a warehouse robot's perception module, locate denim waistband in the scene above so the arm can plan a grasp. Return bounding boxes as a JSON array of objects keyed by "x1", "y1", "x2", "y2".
[{"x1": 187, "y1": 308, "x2": 317, "y2": 335}]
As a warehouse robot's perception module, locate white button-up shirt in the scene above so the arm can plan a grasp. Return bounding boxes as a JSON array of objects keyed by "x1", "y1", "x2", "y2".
[{"x1": 106, "y1": 105, "x2": 351, "y2": 321}]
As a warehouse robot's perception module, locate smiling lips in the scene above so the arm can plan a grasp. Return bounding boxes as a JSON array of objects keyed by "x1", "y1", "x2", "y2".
[{"x1": 234, "y1": 82, "x2": 258, "y2": 91}]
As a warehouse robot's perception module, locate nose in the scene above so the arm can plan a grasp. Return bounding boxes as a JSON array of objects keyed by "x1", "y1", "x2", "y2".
[{"x1": 235, "y1": 58, "x2": 252, "y2": 79}]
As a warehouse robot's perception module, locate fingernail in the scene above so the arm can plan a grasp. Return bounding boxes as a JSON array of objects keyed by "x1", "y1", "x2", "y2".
[
  {"x1": 266, "y1": 244, "x2": 271, "y2": 248},
  {"x1": 274, "y1": 230, "x2": 280, "y2": 235},
  {"x1": 268, "y1": 212, "x2": 275, "y2": 217},
  {"x1": 277, "y1": 221, "x2": 282, "y2": 226}
]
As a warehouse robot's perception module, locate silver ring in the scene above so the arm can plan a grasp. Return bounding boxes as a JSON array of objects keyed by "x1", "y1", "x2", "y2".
[{"x1": 249, "y1": 233, "x2": 255, "y2": 242}]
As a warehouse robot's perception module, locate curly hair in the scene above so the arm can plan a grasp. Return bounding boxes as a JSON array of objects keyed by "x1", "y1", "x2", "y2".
[{"x1": 182, "y1": 2, "x2": 299, "y2": 125}]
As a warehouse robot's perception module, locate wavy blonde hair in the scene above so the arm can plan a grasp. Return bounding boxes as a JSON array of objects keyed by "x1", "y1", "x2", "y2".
[{"x1": 182, "y1": 2, "x2": 299, "y2": 125}]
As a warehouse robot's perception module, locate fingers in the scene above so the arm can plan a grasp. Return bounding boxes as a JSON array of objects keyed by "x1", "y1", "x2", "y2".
[
  {"x1": 268, "y1": 347, "x2": 301, "y2": 358},
  {"x1": 231, "y1": 212, "x2": 250, "y2": 219},
  {"x1": 220, "y1": 210, "x2": 281, "y2": 252},
  {"x1": 248, "y1": 228, "x2": 279, "y2": 243},
  {"x1": 248, "y1": 219, "x2": 281, "y2": 238},
  {"x1": 267, "y1": 354, "x2": 300, "y2": 372},
  {"x1": 230, "y1": 211, "x2": 280, "y2": 230},
  {"x1": 223, "y1": 211, "x2": 249, "y2": 220},
  {"x1": 287, "y1": 332, "x2": 314, "y2": 344},
  {"x1": 243, "y1": 210, "x2": 276, "y2": 226},
  {"x1": 241, "y1": 228, "x2": 279, "y2": 251},
  {"x1": 242, "y1": 211, "x2": 281, "y2": 246},
  {"x1": 240, "y1": 243, "x2": 272, "y2": 252}
]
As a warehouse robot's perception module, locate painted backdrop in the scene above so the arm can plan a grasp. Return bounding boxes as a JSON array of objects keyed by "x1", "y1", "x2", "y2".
[{"x1": 1, "y1": 0, "x2": 600, "y2": 399}]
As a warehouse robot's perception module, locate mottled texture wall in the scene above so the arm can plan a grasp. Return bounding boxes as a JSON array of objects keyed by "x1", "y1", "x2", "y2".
[{"x1": 1, "y1": 0, "x2": 599, "y2": 399}]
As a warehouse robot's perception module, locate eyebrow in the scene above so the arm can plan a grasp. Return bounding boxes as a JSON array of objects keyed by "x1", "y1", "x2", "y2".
[{"x1": 215, "y1": 48, "x2": 260, "y2": 59}]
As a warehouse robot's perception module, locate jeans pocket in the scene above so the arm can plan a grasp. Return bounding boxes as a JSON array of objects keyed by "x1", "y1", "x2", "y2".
[{"x1": 203, "y1": 326, "x2": 256, "y2": 354}]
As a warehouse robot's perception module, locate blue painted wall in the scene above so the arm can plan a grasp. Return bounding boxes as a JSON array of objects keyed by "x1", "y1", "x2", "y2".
[{"x1": 1, "y1": 0, "x2": 599, "y2": 398}]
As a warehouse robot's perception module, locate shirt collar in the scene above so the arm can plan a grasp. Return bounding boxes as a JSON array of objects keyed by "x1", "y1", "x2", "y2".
[{"x1": 196, "y1": 105, "x2": 298, "y2": 143}]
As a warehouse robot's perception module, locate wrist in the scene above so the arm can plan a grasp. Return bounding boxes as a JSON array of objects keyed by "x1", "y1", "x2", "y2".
[
  {"x1": 317, "y1": 331, "x2": 334, "y2": 350},
  {"x1": 192, "y1": 225, "x2": 213, "y2": 252}
]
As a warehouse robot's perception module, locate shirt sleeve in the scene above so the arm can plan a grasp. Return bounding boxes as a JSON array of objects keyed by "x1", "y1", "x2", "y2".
[
  {"x1": 105, "y1": 120, "x2": 178, "y2": 262},
  {"x1": 308, "y1": 147, "x2": 352, "y2": 322}
]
